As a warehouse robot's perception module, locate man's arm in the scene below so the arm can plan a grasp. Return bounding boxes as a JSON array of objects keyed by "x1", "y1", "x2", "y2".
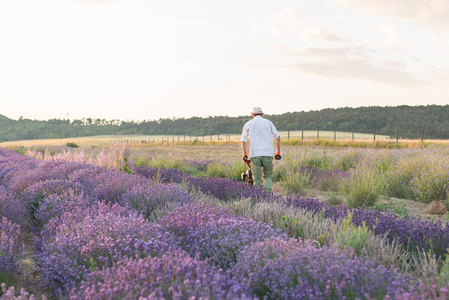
[
  {"x1": 275, "y1": 136, "x2": 281, "y2": 154},
  {"x1": 242, "y1": 141, "x2": 248, "y2": 156}
]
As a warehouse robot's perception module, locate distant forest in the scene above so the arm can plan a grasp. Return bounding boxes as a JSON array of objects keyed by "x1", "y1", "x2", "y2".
[{"x1": 1, "y1": 105, "x2": 449, "y2": 142}]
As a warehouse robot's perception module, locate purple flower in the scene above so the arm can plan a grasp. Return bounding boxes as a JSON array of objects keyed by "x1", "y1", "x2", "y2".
[
  {"x1": 233, "y1": 237, "x2": 412, "y2": 299},
  {"x1": 159, "y1": 203, "x2": 287, "y2": 269},
  {"x1": 36, "y1": 202, "x2": 179, "y2": 294},
  {"x1": 0, "y1": 217, "x2": 26, "y2": 286},
  {"x1": 120, "y1": 182, "x2": 192, "y2": 219},
  {"x1": 71, "y1": 251, "x2": 253, "y2": 300}
]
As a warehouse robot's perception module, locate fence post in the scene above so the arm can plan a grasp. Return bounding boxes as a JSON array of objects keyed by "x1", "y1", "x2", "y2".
[
  {"x1": 288, "y1": 130, "x2": 290, "y2": 140},
  {"x1": 317, "y1": 130, "x2": 319, "y2": 139},
  {"x1": 334, "y1": 130, "x2": 336, "y2": 141},
  {"x1": 373, "y1": 129, "x2": 376, "y2": 141},
  {"x1": 396, "y1": 129, "x2": 399, "y2": 143},
  {"x1": 301, "y1": 130, "x2": 304, "y2": 141}
]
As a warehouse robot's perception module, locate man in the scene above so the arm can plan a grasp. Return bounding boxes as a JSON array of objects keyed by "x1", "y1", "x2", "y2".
[{"x1": 241, "y1": 107, "x2": 281, "y2": 193}]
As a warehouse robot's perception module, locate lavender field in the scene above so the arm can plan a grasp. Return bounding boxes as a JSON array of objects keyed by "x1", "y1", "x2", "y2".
[{"x1": 1, "y1": 144, "x2": 449, "y2": 299}]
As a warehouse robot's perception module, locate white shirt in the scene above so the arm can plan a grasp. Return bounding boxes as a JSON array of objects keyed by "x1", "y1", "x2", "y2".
[{"x1": 241, "y1": 116, "x2": 280, "y2": 158}]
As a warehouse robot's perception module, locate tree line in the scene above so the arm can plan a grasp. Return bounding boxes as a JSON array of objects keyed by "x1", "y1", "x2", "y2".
[{"x1": 1, "y1": 105, "x2": 449, "y2": 142}]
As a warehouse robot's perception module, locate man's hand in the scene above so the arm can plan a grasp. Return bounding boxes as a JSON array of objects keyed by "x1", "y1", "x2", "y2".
[
  {"x1": 274, "y1": 152, "x2": 281, "y2": 160},
  {"x1": 242, "y1": 155, "x2": 251, "y2": 164}
]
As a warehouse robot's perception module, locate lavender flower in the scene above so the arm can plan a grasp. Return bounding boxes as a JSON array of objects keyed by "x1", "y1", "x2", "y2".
[
  {"x1": 71, "y1": 251, "x2": 253, "y2": 300},
  {"x1": 71, "y1": 168, "x2": 150, "y2": 203},
  {"x1": 0, "y1": 217, "x2": 26, "y2": 287},
  {"x1": 0, "y1": 186, "x2": 27, "y2": 224},
  {"x1": 159, "y1": 203, "x2": 287, "y2": 269},
  {"x1": 278, "y1": 195, "x2": 449, "y2": 258},
  {"x1": 120, "y1": 182, "x2": 192, "y2": 219},
  {"x1": 36, "y1": 202, "x2": 179, "y2": 294},
  {"x1": 233, "y1": 237, "x2": 412, "y2": 299}
]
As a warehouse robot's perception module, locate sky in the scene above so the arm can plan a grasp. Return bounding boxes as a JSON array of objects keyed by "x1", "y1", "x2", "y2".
[{"x1": 0, "y1": 0, "x2": 448, "y2": 121}]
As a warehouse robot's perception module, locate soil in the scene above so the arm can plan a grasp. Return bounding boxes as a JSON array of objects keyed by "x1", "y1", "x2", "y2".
[{"x1": 17, "y1": 226, "x2": 47, "y2": 299}]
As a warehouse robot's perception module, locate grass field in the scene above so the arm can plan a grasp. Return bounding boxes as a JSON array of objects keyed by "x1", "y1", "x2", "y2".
[{"x1": 0, "y1": 130, "x2": 391, "y2": 149}]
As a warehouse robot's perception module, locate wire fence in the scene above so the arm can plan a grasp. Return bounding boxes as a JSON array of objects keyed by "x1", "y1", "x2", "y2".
[{"x1": 94, "y1": 129, "x2": 403, "y2": 147}]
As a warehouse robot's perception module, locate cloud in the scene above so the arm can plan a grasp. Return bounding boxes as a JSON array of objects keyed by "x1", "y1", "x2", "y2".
[
  {"x1": 306, "y1": 27, "x2": 346, "y2": 43},
  {"x1": 375, "y1": 23, "x2": 405, "y2": 50},
  {"x1": 431, "y1": 67, "x2": 449, "y2": 81},
  {"x1": 337, "y1": 0, "x2": 449, "y2": 30},
  {"x1": 285, "y1": 47, "x2": 425, "y2": 87},
  {"x1": 268, "y1": 9, "x2": 346, "y2": 43}
]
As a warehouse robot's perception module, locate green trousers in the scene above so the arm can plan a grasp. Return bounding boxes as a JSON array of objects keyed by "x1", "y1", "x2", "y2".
[{"x1": 251, "y1": 156, "x2": 273, "y2": 192}]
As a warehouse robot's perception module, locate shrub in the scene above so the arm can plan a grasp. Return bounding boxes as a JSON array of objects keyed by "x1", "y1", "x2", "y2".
[
  {"x1": 362, "y1": 233, "x2": 409, "y2": 271},
  {"x1": 233, "y1": 237, "x2": 412, "y2": 300},
  {"x1": 32, "y1": 190, "x2": 94, "y2": 233},
  {"x1": 438, "y1": 253, "x2": 449, "y2": 289},
  {"x1": 159, "y1": 203, "x2": 287, "y2": 269},
  {"x1": 72, "y1": 251, "x2": 253, "y2": 300},
  {"x1": 71, "y1": 169, "x2": 150, "y2": 203},
  {"x1": 36, "y1": 203, "x2": 178, "y2": 294},
  {"x1": 391, "y1": 282, "x2": 449, "y2": 300},
  {"x1": 411, "y1": 167, "x2": 449, "y2": 203},
  {"x1": 278, "y1": 195, "x2": 449, "y2": 259},
  {"x1": 20, "y1": 179, "x2": 86, "y2": 230},
  {"x1": 280, "y1": 169, "x2": 312, "y2": 195},
  {"x1": 327, "y1": 194, "x2": 344, "y2": 206},
  {"x1": 65, "y1": 142, "x2": 79, "y2": 148},
  {"x1": 120, "y1": 182, "x2": 192, "y2": 219},
  {"x1": 133, "y1": 166, "x2": 188, "y2": 184},
  {"x1": 0, "y1": 217, "x2": 26, "y2": 287},
  {"x1": 340, "y1": 162, "x2": 387, "y2": 208},
  {"x1": 333, "y1": 212, "x2": 370, "y2": 256},
  {"x1": 333, "y1": 150, "x2": 364, "y2": 171},
  {"x1": 314, "y1": 169, "x2": 348, "y2": 192},
  {"x1": 186, "y1": 176, "x2": 266, "y2": 201},
  {"x1": 0, "y1": 284, "x2": 41, "y2": 300},
  {"x1": 225, "y1": 198, "x2": 336, "y2": 247},
  {"x1": 206, "y1": 162, "x2": 228, "y2": 178},
  {"x1": 206, "y1": 160, "x2": 247, "y2": 181},
  {"x1": 385, "y1": 149, "x2": 449, "y2": 202},
  {"x1": 10, "y1": 168, "x2": 59, "y2": 196},
  {"x1": 226, "y1": 198, "x2": 291, "y2": 225},
  {"x1": 0, "y1": 186, "x2": 27, "y2": 224},
  {"x1": 276, "y1": 214, "x2": 335, "y2": 247}
]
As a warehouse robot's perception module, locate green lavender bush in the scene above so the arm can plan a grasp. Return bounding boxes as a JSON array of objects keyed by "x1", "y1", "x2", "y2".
[{"x1": 340, "y1": 162, "x2": 387, "y2": 208}]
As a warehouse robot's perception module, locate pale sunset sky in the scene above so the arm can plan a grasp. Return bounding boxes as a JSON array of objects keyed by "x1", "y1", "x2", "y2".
[{"x1": 0, "y1": 0, "x2": 448, "y2": 121}]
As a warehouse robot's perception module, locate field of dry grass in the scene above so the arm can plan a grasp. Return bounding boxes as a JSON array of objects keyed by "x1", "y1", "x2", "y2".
[{"x1": 0, "y1": 130, "x2": 392, "y2": 149}]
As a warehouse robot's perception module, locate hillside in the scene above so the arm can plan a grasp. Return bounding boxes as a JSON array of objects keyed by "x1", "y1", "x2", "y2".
[{"x1": 1, "y1": 105, "x2": 448, "y2": 142}]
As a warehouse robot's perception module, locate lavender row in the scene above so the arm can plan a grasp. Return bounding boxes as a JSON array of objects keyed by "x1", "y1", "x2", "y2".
[
  {"x1": 1, "y1": 147, "x2": 447, "y2": 299},
  {"x1": 65, "y1": 200, "x2": 432, "y2": 300},
  {"x1": 280, "y1": 196, "x2": 449, "y2": 258},
  {"x1": 35, "y1": 203, "x2": 179, "y2": 294},
  {"x1": 158, "y1": 203, "x2": 287, "y2": 269},
  {"x1": 134, "y1": 165, "x2": 449, "y2": 258}
]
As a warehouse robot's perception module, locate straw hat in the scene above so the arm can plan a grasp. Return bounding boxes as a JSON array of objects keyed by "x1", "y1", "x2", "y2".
[{"x1": 250, "y1": 107, "x2": 264, "y2": 114}]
